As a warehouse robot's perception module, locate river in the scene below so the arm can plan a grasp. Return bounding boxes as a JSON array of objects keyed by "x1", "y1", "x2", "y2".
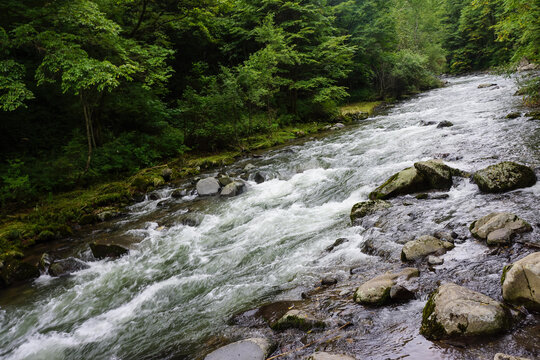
[{"x1": 0, "y1": 74, "x2": 539, "y2": 360}]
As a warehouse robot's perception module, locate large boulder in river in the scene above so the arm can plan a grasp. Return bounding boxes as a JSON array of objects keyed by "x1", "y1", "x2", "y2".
[
  {"x1": 354, "y1": 268, "x2": 419, "y2": 306},
  {"x1": 369, "y1": 160, "x2": 463, "y2": 200},
  {"x1": 0, "y1": 257, "x2": 40, "y2": 287},
  {"x1": 501, "y1": 252, "x2": 540, "y2": 312},
  {"x1": 401, "y1": 235, "x2": 454, "y2": 261},
  {"x1": 270, "y1": 309, "x2": 326, "y2": 331},
  {"x1": 90, "y1": 242, "x2": 129, "y2": 259},
  {"x1": 473, "y1": 162, "x2": 536, "y2": 193},
  {"x1": 470, "y1": 213, "x2": 532, "y2": 245},
  {"x1": 420, "y1": 283, "x2": 512, "y2": 340},
  {"x1": 204, "y1": 338, "x2": 273, "y2": 360},
  {"x1": 350, "y1": 200, "x2": 391, "y2": 224},
  {"x1": 196, "y1": 177, "x2": 221, "y2": 196}
]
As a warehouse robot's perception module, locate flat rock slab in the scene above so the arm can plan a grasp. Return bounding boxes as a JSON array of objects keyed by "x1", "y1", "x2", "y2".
[
  {"x1": 420, "y1": 283, "x2": 512, "y2": 340},
  {"x1": 306, "y1": 352, "x2": 355, "y2": 360},
  {"x1": 204, "y1": 338, "x2": 272, "y2": 360},
  {"x1": 401, "y1": 235, "x2": 454, "y2": 261},
  {"x1": 470, "y1": 212, "x2": 532, "y2": 245},
  {"x1": 354, "y1": 268, "x2": 419, "y2": 305},
  {"x1": 196, "y1": 177, "x2": 221, "y2": 196},
  {"x1": 473, "y1": 161, "x2": 536, "y2": 193},
  {"x1": 502, "y1": 252, "x2": 540, "y2": 311}
]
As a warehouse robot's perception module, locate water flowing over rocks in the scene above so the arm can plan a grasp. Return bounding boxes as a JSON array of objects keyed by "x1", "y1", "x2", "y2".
[
  {"x1": 204, "y1": 338, "x2": 273, "y2": 360},
  {"x1": 89, "y1": 242, "x2": 129, "y2": 259},
  {"x1": 420, "y1": 283, "x2": 512, "y2": 340},
  {"x1": 502, "y1": 252, "x2": 540, "y2": 311},
  {"x1": 473, "y1": 162, "x2": 537, "y2": 193},
  {"x1": 401, "y1": 235, "x2": 455, "y2": 261},
  {"x1": 48, "y1": 257, "x2": 90, "y2": 277},
  {"x1": 470, "y1": 213, "x2": 532, "y2": 245},
  {"x1": 353, "y1": 268, "x2": 419, "y2": 305}
]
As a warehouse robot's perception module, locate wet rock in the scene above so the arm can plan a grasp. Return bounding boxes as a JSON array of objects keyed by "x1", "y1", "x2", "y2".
[
  {"x1": 148, "y1": 192, "x2": 160, "y2": 201},
  {"x1": 221, "y1": 181, "x2": 245, "y2": 197},
  {"x1": 494, "y1": 354, "x2": 531, "y2": 360},
  {"x1": 38, "y1": 253, "x2": 52, "y2": 273},
  {"x1": 437, "y1": 121, "x2": 454, "y2": 128},
  {"x1": 326, "y1": 238, "x2": 348, "y2": 252},
  {"x1": 306, "y1": 352, "x2": 355, "y2": 360},
  {"x1": 428, "y1": 255, "x2": 444, "y2": 266},
  {"x1": 415, "y1": 193, "x2": 428, "y2": 200},
  {"x1": 501, "y1": 252, "x2": 540, "y2": 311},
  {"x1": 178, "y1": 213, "x2": 203, "y2": 227},
  {"x1": 359, "y1": 238, "x2": 393, "y2": 259},
  {"x1": 350, "y1": 200, "x2": 391, "y2": 224},
  {"x1": 433, "y1": 231, "x2": 454, "y2": 243},
  {"x1": 506, "y1": 112, "x2": 521, "y2": 119},
  {"x1": 473, "y1": 162, "x2": 537, "y2": 193},
  {"x1": 430, "y1": 194, "x2": 450, "y2": 200},
  {"x1": 217, "y1": 176, "x2": 233, "y2": 187},
  {"x1": 369, "y1": 167, "x2": 427, "y2": 200},
  {"x1": 401, "y1": 235, "x2": 454, "y2": 261},
  {"x1": 469, "y1": 212, "x2": 532, "y2": 245},
  {"x1": 478, "y1": 83, "x2": 498, "y2": 88},
  {"x1": 161, "y1": 167, "x2": 173, "y2": 181},
  {"x1": 244, "y1": 163, "x2": 256, "y2": 171},
  {"x1": 321, "y1": 277, "x2": 338, "y2": 286},
  {"x1": 48, "y1": 257, "x2": 89, "y2": 277},
  {"x1": 0, "y1": 257, "x2": 40, "y2": 287},
  {"x1": 196, "y1": 177, "x2": 221, "y2": 196},
  {"x1": 204, "y1": 338, "x2": 273, "y2": 360},
  {"x1": 254, "y1": 172, "x2": 265, "y2": 184},
  {"x1": 415, "y1": 159, "x2": 465, "y2": 187},
  {"x1": 420, "y1": 283, "x2": 512, "y2": 340},
  {"x1": 353, "y1": 268, "x2": 419, "y2": 306},
  {"x1": 97, "y1": 209, "x2": 121, "y2": 222},
  {"x1": 420, "y1": 120, "x2": 436, "y2": 126},
  {"x1": 389, "y1": 284, "x2": 416, "y2": 302},
  {"x1": 271, "y1": 309, "x2": 326, "y2": 331},
  {"x1": 90, "y1": 242, "x2": 129, "y2": 259},
  {"x1": 332, "y1": 123, "x2": 346, "y2": 130}
]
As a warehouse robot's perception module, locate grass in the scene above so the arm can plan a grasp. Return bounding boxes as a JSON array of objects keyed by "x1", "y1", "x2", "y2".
[{"x1": 340, "y1": 101, "x2": 382, "y2": 116}]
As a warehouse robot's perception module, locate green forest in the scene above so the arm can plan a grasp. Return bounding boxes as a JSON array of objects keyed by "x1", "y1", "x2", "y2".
[{"x1": 0, "y1": 0, "x2": 539, "y2": 257}]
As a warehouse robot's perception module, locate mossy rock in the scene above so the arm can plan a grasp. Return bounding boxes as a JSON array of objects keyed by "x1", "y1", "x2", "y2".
[
  {"x1": 350, "y1": 200, "x2": 391, "y2": 224},
  {"x1": 270, "y1": 309, "x2": 326, "y2": 331},
  {"x1": 369, "y1": 167, "x2": 429, "y2": 200},
  {"x1": 90, "y1": 242, "x2": 129, "y2": 260},
  {"x1": 0, "y1": 256, "x2": 40, "y2": 287},
  {"x1": 353, "y1": 268, "x2": 419, "y2": 306},
  {"x1": 473, "y1": 162, "x2": 537, "y2": 193}
]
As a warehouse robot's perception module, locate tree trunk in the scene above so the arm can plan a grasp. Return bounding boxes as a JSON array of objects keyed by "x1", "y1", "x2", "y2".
[{"x1": 81, "y1": 93, "x2": 93, "y2": 174}]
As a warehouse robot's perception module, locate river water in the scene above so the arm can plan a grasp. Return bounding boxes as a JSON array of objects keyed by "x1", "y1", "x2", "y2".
[{"x1": 0, "y1": 74, "x2": 539, "y2": 360}]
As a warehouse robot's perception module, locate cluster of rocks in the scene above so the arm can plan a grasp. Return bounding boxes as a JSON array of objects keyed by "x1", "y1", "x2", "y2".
[{"x1": 196, "y1": 175, "x2": 246, "y2": 197}]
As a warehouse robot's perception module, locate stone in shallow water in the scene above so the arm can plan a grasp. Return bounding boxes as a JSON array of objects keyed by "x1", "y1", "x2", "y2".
[
  {"x1": 350, "y1": 199, "x2": 391, "y2": 224},
  {"x1": 305, "y1": 352, "x2": 355, "y2": 360},
  {"x1": 196, "y1": 177, "x2": 221, "y2": 196},
  {"x1": 270, "y1": 309, "x2": 325, "y2": 331},
  {"x1": 494, "y1": 354, "x2": 531, "y2": 360},
  {"x1": 502, "y1": 252, "x2": 540, "y2": 312},
  {"x1": 354, "y1": 268, "x2": 419, "y2": 305},
  {"x1": 90, "y1": 242, "x2": 129, "y2": 259},
  {"x1": 427, "y1": 255, "x2": 444, "y2": 266},
  {"x1": 204, "y1": 338, "x2": 272, "y2": 360},
  {"x1": 420, "y1": 283, "x2": 512, "y2": 340},
  {"x1": 472, "y1": 162, "x2": 536, "y2": 193},
  {"x1": 48, "y1": 257, "x2": 89, "y2": 277},
  {"x1": 470, "y1": 212, "x2": 532, "y2": 245},
  {"x1": 401, "y1": 235, "x2": 454, "y2": 261}
]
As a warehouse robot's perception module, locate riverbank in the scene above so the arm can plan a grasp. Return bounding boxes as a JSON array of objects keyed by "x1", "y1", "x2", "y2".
[{"x1": 0, "y1": 101, "x2": 382, "y2": 264}]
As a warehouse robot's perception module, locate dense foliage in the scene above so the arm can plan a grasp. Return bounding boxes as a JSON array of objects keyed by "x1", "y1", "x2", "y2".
[{"x1": 0, "y1": 0, "x2": 538, "y2": 206}]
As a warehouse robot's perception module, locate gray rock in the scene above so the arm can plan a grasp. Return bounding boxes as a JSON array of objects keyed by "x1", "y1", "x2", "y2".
[
  {"x1": 171, "y1": 189, "x2": 187, "y2": 198},
  {"x1": 470, "y1": 212, "x2": 532, "y2": 245},
  {"x1": 306, "y1": 353, "x2": 355, "y2": 360},
  {"x1": 433, "y1": 231, "x2": 454, "y2": 243},
  {"x1": 401, "y1": 235, "x2": 454, "y2": 261},
  {"x1": 90, "y1": 242, "x2": 129, "y2": 259},
  {"x1": 502, "y1": 252, "x2": 540, "y2": 311},
  {"x1": 420, "y1": 283, "x2": 512, "y2": 339},
  {"x1": 204, "y1": 338, "x2": 273, "y2": 360},
  {"x1": 217, "y1": 176, "x2": 233, "y2": 187},
  {"x1": 494, "y1": 354, "x2": 531, "y2": 360},
  {"x1": 428, "y1": 255, "x2": 444, "y2": 266},
  {"x1": 333, "y1": 123, "x2": 345, "y2": 129},
  {"x1": 389, "y1": 284, "x2": 416, "y2": 302},
  {"x1": 473, "y1": 162, "x2": 537, "y2": 193},
  {"x1": 38, "y1": 253, "x2": 52, "y2": 273},
  {"x1": 48, "y1": 257, "x2": 89, "y2": 277},
  {"x1": 196, "y1": 177, "x2": 221, "y2": 196},
  {"x1": 437, "y1": 121, "x2": 454, "y2": 128},
  {"x1": 414, "y1": 160, "x2": 456, "y2": 189},
  {"x1": 350, "y1": 200, "x2": 391, "y2": 224},
  {"x1": 254, "y1": 172, "x2": 265, "y2": 184},
  {"x1": 354, "y1": 268, "x2": 419, "y2": 305},
  {"x1": 220, "y1": 181, "x2": 245, "y2": 197},
  {"x1": 270, "y1": 309, "x2": 326, "y2": 331},
  {"x1": 0, "y1": 257, "x2": 40, "y2": 287},
  {"x1": 478, "y1": 83, "x2": 498, "y2": 88},
  {"x1": 244, "y1": 163, "x2": 256, "y2": 171},
  {"x1": 321, "y1": 277, "x2": 338, "y2": 286}
]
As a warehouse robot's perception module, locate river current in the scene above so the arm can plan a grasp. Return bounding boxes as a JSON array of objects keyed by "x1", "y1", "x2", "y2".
[{"x1": 0, "y1": 74, "x2": 539, "y2": 360}]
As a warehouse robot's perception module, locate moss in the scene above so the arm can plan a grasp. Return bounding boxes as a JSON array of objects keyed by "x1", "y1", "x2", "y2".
[
  {"x1": 340, "y1": 101, "x2": 382, "y2": 116},
  {"x1": 187, "y1": 152, "x2": 239, "y2": 169},
  {"x1": 271, "y1": 313, "x2": 326, "y2": 332},
  {"x1": 420, "y1": 289, "x2": 447, "y2": 340},
  {"x1": 37, "y1": 230, "x2": 55, "y2": 242},
  {"x1": 501, "y1": 264, "x2": 513, "y2": 286}
]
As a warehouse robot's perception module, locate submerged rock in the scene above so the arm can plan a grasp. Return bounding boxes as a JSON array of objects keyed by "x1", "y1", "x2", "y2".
[
  {"x1": 353, "y1": 268, "x2": 419, "y2": 306},
  {"x1": 478, "y1": 83, "x2": 498, "y2": 89},
  {"x1": 506, "y1": 112, "x2": 521, "y2": 119},
  {"x1": 0, "y1": 257, "x2": 40, "y2": 287},
  {"x1": 271, "y1": 309, "x2": 325, "y2": 331},
  {"x1": 217, "y1": 175, "x2": 233, "y2": 187},
  {"x1": 420, "y1": 283, "x2": 512, "y2": 340},
  {"x1": 90, "y1": 242, "x2": 129, "y2": 259},
  {"x1": 437, "y1": 121, "x2": 454, "y2": 128},
  {"x1": 350, "y1": 200, "x2": 391, "y2": 224},
  {"x1": 196, "y1": 177, "x2": 221, "y2": 196},
  {"x1": 306, "y1": 353, "x2": 355, "y2": 360},
  {"x1": 254, "y1": 172, "x2": 265, "y2": 184},
  {"x1": 494, "y1": 354, "x2": 531, "y2": 360},
  {"x1": 501, "y1": 252, "x2": 540, "y2": 312},
  {"x1": 473, "y1": 162, "x2": 537, "y2": 193},
  {"x1": 326, "y1": 238, "x2": 349, "y2": 252},
  {"x1": 469, "y1": 212, "x2": 532, "y2": 245},
  {"x1": 401, "y1": 235, "x2": 454, "y2": 261},
  {"x1": 48, "y1": 257, "x2": 90, "y2": 277},
  {"x1": 204, "y1": 338, "x2": 273, "y2": 360}
]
